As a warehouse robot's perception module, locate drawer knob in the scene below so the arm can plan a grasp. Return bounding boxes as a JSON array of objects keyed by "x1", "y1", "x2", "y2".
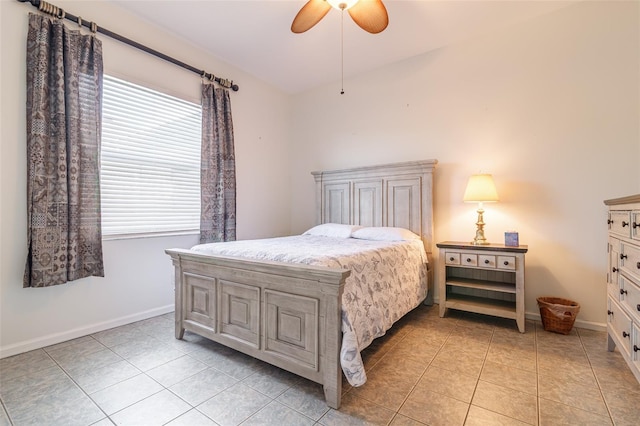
[
  {"x1": 620, "y1": 289, "x2": 628, "y2": 296},
  {"x1": 503, "y1": 261, "x2": 509, "y2": 266},
  {"x1": 622, "y1": 221, "x2": 629, "y2": 227},
  {"x1": 634, "y1": 222, "x2": 640, "y2": 229},
  {"x1": 484, "y1": 259, "x2": 490, "y2": 264},
  {"x1": 466, "y1": 258, "x2": 472, "y2": 263},
  {"x1": 623, "y1": 331, "x2": 630, "y2": 338},
  {"x1": 635, "y1": 345, "x2": 639, "y2": 353},
  {"x1": 608, "y1": 219, "x2": 614, "y2": 225},
  {"x1": 637, "y1": 304, "x2": 640, "y2": 312},
  {"x1": 607, "y1": 310, "x2": 613, "y2": 315},
  {"x1": 637, "y1": 262, "x2": 640, "y2": 270},
  {"x1": 449, "y1": 257, "x2": 455, "y2": 261},
  {"x1": 620, "y1": 254, "x2": 628, "y2": 260},
  {"x1": 612, "y1": 267, "x2": 618, "y2": 273}
]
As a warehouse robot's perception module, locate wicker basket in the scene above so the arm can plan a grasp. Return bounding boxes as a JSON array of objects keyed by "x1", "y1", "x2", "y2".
[{"x1": 537, "y1": 297, "x2": 580, "y2": 335}]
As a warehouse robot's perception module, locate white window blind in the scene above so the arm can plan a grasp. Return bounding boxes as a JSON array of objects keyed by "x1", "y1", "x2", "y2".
[{"x1": 101, "y1": 75, "x2": 201, "y2": 236}]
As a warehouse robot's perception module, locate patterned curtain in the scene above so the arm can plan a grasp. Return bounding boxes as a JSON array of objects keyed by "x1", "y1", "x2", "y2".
[
  {"x1": 200, "y1": 84, "x2": 236, "y2": 243},
  {"x1": 24, "y1": 13, "x2": 104, "y2": 288}
]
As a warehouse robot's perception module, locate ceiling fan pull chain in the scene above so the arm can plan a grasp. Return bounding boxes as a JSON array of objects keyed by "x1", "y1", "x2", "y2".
[{"x1": 340, "y1": 7, "x2": 345, "y2": 95}]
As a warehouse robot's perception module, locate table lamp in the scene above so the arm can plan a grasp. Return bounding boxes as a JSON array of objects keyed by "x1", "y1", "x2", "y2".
[{"x1": 463, "y1": 174, "x2": 499, "y2": 245}]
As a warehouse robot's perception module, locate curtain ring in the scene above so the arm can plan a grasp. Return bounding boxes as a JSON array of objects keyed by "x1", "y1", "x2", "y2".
[
  {"x1": 57, "y1": 8, "x2": 66, "y2": 20},
  {"x1": 209, "y1": 74, "x2": 215, "y2": 82},
  {"x1": 201, "y1": 70, "x2": 207, "y2": 79},
  {"x1": 90, "y1": 22, "x2": 97, "y2": 33},
  {"x1": 77, "y1": 16, "x2": 82, "y2": 28}
]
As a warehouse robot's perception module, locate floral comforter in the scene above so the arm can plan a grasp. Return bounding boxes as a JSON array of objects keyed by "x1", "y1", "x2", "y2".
[{"x1": 190, "y1": 235, "x2": 428, "y2": 386}]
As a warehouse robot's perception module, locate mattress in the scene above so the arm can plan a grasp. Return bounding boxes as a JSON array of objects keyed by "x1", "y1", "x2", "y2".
[{"x1": 191, "y1": 234, "x2": 428, "y2": 386}]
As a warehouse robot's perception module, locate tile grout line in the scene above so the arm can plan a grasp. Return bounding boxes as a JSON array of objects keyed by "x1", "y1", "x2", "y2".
[
  {"x1": 385, "y1": 317, "x2": 455, "y2": 425},
  {"x1": 576, "y1": 328, "x2": 616, "y2": 424},
  {"x1": 41, "y1": 336, "x2": 114, "y2": 424}
]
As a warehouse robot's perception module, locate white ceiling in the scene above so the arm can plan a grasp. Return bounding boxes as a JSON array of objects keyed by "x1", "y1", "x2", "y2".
[{"x1": 111, "y1": 0, "x2": 578, "y2": 94}]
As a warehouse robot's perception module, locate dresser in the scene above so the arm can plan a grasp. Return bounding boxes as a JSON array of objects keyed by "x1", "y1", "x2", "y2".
[
  {"x1": 605, "y1": 194, "x2": 640, "y2": 384},
  {"x1": 437, "y1": 241, "x2": 528, "y2": 332}
]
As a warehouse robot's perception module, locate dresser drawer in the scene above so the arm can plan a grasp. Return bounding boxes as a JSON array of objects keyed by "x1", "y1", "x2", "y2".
[
  {"x1": 608, "y1": 237, "x2": 621, "y2": 292},
  {"x1": 620, "y1": 275, "x2": 640, "y2": 323},
  {"x1": 621, "y1": 241, "x2": 640, "y2": 283},
  {"x1": 610, "y1": 211, "x2": 632, "y2": 238},
  {"x1": 608, "y1": 297, "x2": 633, "y2": 357},
  {"x1": 634, "y1": 325, "x2": 640, "y2": 365},
  {"x1": 633, "y1": 211, "x2": 640, "y2": 243}
]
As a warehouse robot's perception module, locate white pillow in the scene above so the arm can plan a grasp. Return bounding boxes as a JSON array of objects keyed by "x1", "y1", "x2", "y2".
[
  {"x1": 351, "y1": 226, "x2": 421, "y2": 241},
  {"x1": 302, "y1": 223, "x2": 362, "y2": 238}
]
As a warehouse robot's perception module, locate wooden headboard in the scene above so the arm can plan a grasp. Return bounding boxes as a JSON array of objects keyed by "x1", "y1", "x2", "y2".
[{"x1": 311, "y1": 159, "x2": 437, "y2": 304}]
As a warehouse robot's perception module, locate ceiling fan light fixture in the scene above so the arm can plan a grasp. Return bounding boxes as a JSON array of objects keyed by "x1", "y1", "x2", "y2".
[{"x1": 327, "y1": 0, "x2": 359, "y2": 11}]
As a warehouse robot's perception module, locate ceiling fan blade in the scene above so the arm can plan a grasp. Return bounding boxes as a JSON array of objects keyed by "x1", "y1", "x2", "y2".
[
  {"x1": 348, "y1": 0, "x2": 389, "y2": 34},
  {"x1": 291, "y1": 0, "x2": 332, "y2": 33}
]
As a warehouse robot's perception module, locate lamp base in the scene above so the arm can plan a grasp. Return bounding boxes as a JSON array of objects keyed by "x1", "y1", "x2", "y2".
[{"x1": 471, "y1": 207, "x2": 490, "y2": 245}]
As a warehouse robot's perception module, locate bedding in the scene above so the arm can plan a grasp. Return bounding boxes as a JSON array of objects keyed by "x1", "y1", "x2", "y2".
[{"x1": 191, "y1": 232, "x2": 428, "y2": 386}]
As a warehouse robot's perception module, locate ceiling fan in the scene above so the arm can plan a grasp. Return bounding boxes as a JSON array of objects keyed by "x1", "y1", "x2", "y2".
[{"x1": 291, "y1": 0, "x2": 389, "y2": 34}]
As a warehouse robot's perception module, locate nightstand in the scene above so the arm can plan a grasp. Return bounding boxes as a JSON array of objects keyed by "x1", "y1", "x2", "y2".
[{"x1": 437, "y1": 241, "x2": 528, "y2": 333}]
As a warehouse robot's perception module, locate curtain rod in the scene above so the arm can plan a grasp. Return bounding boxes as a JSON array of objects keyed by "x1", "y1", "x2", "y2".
[{"x1": 18, "y1": 0, "x2": 239, "y2": 91}]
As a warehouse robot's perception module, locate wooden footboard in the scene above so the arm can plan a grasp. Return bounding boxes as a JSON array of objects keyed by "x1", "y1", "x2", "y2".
[{"x1": 165, "y1": 248, "x2": 350, "y2": 409}]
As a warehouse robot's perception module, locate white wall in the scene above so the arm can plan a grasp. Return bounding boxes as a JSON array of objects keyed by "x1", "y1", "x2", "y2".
[
  {"x1": 289, "y1": 1, "x2": 640, "y2": 327},
  {"x1": 0, "y1": 0, "x2": 292, "y2": 357}
]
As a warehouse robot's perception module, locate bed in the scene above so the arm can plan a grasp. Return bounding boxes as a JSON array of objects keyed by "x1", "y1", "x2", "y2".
[{"x1": 165, "y1": 159, "x2": 436, "y2": 409}]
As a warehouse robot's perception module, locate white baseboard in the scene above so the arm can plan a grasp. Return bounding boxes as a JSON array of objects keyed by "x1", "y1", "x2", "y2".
[
  {"x1": 525, "y1": 311, "x2": 606, "y2": 332},
  {"x1": 0, "y1": 305, "x2": 175, "y2": 359}
]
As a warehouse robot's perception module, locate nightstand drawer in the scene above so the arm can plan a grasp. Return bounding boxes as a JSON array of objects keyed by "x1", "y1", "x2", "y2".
[
  {"x1": 479, "y1": 255, "x2": 496, "y2": 268},
  {"x1": 445, "y1": 252, "x2": 460, "y2": 265},
  {"x1": 498, "y1": 256, "x2": 516, "y2": 270},
  {"x1": 461, "y1": 254, "x2": 478, "y2": 267}
]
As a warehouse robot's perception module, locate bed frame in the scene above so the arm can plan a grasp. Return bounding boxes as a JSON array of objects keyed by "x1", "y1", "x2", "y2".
[{"x1": 165, "y1": 159, "x2": 436, "y2": 409}]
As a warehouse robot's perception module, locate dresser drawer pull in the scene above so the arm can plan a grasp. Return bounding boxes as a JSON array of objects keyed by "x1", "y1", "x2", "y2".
[
  {"x1": 607, "y1": 310, "x2": 613, "y2": 315},
  {"x1": 637, "y1": 262, "x2": 640, "y2": 270},
  {"x1": 466, "y1": 258, "x2": 472, "y2": 263},
  {"x1": 620, "y1": 289, "x2": 628, "y2": 296},
  {"x1": 622, "y1": 221, "x2": 629, "y2": 227},
  {"x1": 484, "y1": 259, "x2": 490, "y2": 264},
  {"x1": 623, "y1": 331, "x2": 630, "y2": 338},
  {"x1": 503, "y1": 261, "x2": 509, "y2": 266},
  {"x1": 449, "y1": 257, "x2": 455, "y2": 261},
  {"x1": 637, "y1": 304, "x2": 640, "y2": 312},
  {"x1": 608, "y1": 219, "x2": 614, "y2": 225},
  {"x1": 620, "y1": 254, "x2": 628, "y2": 260},
  {"x1": 635, "y1": 345, "x2": 639, "y2": 353},
  {"x1": 612, "y1": 267, "x2": 618, "y2": 273},
  {"x1": 634, "y1": 222, "x2": 640, "y2": 229}
]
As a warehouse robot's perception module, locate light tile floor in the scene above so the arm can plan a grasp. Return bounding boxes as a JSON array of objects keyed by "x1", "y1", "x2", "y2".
[{"x1": 1, "y1": 304, "x2": 640, "y2": 425}]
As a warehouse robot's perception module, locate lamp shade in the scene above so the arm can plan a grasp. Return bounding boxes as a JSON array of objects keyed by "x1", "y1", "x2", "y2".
[{"x1": 463, "y1": 174, "x2": 499, "y2": 203}]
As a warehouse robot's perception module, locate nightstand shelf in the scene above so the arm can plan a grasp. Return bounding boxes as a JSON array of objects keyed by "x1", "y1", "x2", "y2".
[
  {"x1": 445, "y1": 278, "x2": 517, "y2": 294},
  {"x1": 437, "y1": 241, "x2": 528, "y2": 333},
  {"x1": 444, "y1": 294, "x2": 517, "y2": 318}
]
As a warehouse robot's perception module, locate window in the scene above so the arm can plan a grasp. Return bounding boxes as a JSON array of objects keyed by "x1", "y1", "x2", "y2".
[{"x1": 101, "y1": 75, "x2": 201, "y2": 236}]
